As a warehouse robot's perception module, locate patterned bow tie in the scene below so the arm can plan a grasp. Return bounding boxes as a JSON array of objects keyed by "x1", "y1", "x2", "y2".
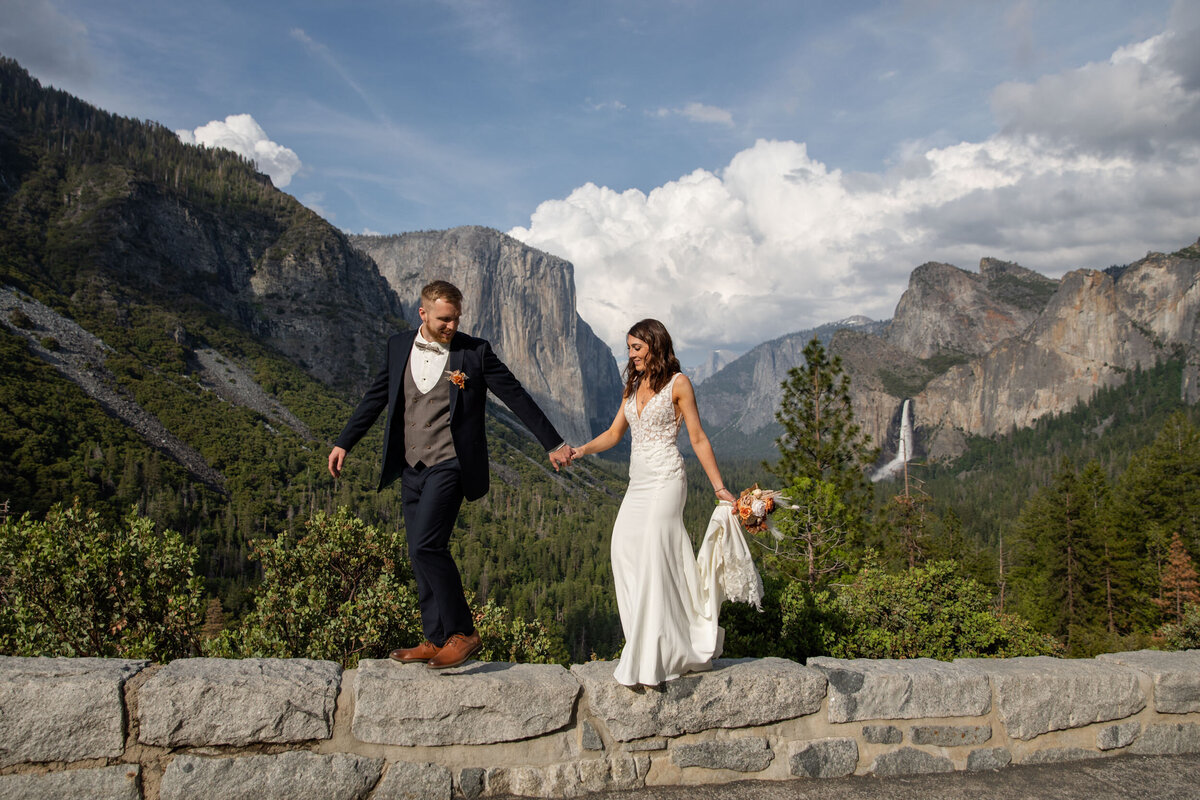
[{"x1": 415, "y1": 340, "x2": 446, "y2": 355}]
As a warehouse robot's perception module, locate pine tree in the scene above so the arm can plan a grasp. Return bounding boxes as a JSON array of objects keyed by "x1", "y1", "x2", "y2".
[
  {"x1": 1010, "y1": 458, "x2": 1096, "y2": 654},
  {"x1": 1159, "y1": 531, "x2": 1200, "y2": 623},
  {"x1": 761, "y1": 477, "x2": 855, "y2": 585},
  {"x1": 770, "y1": 337, "x2": 876, "y2": 519},
  {"x1": 1113, "y1": 412, "x2": 1200, "y2": 626},
  {"x1": 765, "y1": 338, "x2": 877, "y2": 583}
]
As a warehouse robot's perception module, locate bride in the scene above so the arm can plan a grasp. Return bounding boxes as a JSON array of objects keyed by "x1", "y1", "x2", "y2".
[{"x1": 573, "y1": 319, "x2": 744, "y2": 687}]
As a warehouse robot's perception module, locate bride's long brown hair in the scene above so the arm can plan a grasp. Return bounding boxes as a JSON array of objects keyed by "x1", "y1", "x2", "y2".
[{"x1": 623, "y1": 318, "x2": 682, "y2": 398}]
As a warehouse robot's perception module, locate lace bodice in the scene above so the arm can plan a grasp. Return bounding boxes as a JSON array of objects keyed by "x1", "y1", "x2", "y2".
[{"x1": 625, "y1": 373, "x2": 684, "y2": 478}]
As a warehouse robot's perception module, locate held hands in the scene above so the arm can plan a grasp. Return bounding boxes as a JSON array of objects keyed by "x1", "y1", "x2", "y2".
[{"x1": 549, "y1": 444, "x2": 579, "y2": 471}]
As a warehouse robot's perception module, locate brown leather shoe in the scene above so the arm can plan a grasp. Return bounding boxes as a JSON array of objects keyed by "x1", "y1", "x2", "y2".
[
  {"x1": 389, "y1": 640, "x2": 441, "y2": 663},
  {"x1": 426, "y1": 631, "x2": 482, "y2": 669}
]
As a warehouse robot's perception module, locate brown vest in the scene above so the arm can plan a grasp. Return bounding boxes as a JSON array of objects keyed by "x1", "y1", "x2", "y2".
[{"x1": 403, "y1": 361, "x2": 456, "y2": 468}]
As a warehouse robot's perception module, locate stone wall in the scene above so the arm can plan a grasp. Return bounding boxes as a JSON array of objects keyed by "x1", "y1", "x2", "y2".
[{"x1": 2, "y1": 651, "x2": 1199, "y2": 799}]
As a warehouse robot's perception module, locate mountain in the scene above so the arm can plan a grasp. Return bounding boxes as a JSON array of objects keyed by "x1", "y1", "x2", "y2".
[
  {"x1": 915, "y1": 244, "x2": 1200, "y2": 458},
  {"x1": 696, "y1": 247, "x2": 1200, "y2": 466},
  {"x1": 885, "y1": 258, "x2": 1058, "y2": 358},
  {"x1": 0, "y1": 68, "x2": 401, "y2": 401},
  {"x1": 694, "y1": 316, "x2": 887, "y2": 454},
  {"x1": 689, "y1": 349, "x2": 738, "y2": 385},
  {"x1": 0, "y1": 56, "x2": 632, "y2": 659},
  {"x1": 348, "y1": 228, "x2": 622, "y2": 444},
  {"x1": 0, "y1": 57, "x2": 617, "y2": 468}
]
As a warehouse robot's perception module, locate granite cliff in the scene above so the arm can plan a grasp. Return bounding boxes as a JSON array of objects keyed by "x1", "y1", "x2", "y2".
[
  {"x1": 84, "y1": 180, "x2": 403, "y2": 395},
  {"x1": 885, "y1": 259, "x2": 1058, "y2": 359},
  {"x1": 915, "y1": 244, "x2": 1200, "y2": 458},
  {"x1": 698, "y1": 243, "x2": 1200, "y2": 464},
  {"x1": 695, "y1": 317, "x2": 887, "y2": 455},
  {"x1": 348, "y1": 227, "x2": 622, "y2": 444}
]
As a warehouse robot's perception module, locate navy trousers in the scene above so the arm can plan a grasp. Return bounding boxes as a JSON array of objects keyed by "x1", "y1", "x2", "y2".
[{"x1": 400, "y1": 458, "x2": 474, "y2": 646}]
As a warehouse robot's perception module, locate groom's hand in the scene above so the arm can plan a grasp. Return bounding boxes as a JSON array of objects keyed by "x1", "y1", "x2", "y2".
[
  {"x1": 328, "y1": 446, "x2": 347, "y2": 479},
  {"x1": 549, "y1": 444, "x2": 573, "y2": 471}
]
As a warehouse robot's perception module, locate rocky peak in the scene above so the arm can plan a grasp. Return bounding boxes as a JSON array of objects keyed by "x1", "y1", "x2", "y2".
[
  {"x1": 348, "y1": 227, "x2": 622, "y2": 443},
  {"x1": 690, "y1": 350, "x2": 738, "y2": 385},
  {"x1": 885, "y1": 259, "x2": 1056, "y2": 359}
]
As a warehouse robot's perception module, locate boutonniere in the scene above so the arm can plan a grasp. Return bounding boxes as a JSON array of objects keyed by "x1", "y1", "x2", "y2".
[{"x1": 446, "y1": 370, "x2": 467, "y2": 389}]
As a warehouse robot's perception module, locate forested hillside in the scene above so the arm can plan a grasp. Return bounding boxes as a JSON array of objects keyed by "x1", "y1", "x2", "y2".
[{"x1": 0, "y1": 56, "x2": 630, "y2": 660}]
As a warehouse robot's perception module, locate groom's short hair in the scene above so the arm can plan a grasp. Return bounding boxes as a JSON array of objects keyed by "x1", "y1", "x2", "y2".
[{"x1": 420, "y1": 280, "x2": 463, "y2": 308}]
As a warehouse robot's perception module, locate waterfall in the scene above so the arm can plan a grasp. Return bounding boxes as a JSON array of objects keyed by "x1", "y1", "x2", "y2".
[{"x1": 871, "y1": 399, "x2": 913, "y2": 482}]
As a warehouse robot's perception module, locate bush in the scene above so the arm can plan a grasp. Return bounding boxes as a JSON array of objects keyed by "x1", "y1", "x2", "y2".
[
  {"x1": 781, "y1": 556, "x2": 1062, "y2": 660},
  {"x1": 472, "y1": 594, "x2": 569, "y2": 665},
  {"x1": 1161, "y1": 604, "x2": 1200, "y2": 650},
  {"x1": 205, "y1": 507, "x2": 421, "y2": 668},
  {"x1": 718, "y1": 575, "x2": 791, "y2": 659},
  {"x1": 7, "y1": 308, "x2": 33, "y2": 329},
  {"x1": 0, "y1": 501, "x2": 205, "y2": 660},
  {"x1": 206, "y1": 507, "x2": 568, "y2": 668}
]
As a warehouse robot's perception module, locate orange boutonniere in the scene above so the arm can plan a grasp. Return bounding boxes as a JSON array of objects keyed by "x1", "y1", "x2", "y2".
[{"x1": 446, "y1": 370, "x2": 467, "y2": 390}]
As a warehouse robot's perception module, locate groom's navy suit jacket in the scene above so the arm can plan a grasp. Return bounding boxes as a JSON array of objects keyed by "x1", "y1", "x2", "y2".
[{"x1": 334, "y1": 329, "x2": 563, "y2": 501}]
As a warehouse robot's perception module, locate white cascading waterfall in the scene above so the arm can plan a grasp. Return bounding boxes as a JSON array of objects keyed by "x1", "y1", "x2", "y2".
[{"x1": 871, "y1": 399, "x2": 913, "y2": 482}]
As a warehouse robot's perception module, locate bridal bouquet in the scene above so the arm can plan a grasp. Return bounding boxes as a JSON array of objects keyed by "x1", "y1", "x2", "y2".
[{"x1": 735, "y1": 485, "x2": 785, "y2": 534}]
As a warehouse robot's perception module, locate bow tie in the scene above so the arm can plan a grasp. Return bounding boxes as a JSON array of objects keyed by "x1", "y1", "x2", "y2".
[{"x1": 415, "y1": 340, "x2": 446, "y2": 355}]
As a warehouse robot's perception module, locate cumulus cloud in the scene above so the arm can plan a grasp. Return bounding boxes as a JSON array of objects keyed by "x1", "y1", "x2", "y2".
[
  {"x1": 511, "y1": 16, "x2": 1200, "y2": 361},
  {"x1": 992, "y1": 9, "x2": 1200, "y2": 156},
  {"x1": 176, "y1": 114, "x2": 302, "y2": 188}
]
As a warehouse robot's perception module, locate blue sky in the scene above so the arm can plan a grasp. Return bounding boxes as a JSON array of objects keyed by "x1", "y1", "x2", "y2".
[{"x1": 3, "y1": 1, "x2": 1199, "y2": 363}]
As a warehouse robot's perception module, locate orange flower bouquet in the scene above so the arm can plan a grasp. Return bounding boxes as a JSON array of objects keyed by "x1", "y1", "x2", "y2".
[
  {"x1": 446, "y1": 370, "x2": 467, "y2": 389},
  {"x1": 735, "y1": 484, "x2": 784, "y2": 534}
]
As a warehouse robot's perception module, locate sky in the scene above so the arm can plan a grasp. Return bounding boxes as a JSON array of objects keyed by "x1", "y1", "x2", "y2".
[{"x1": 2, "y1": 1, "x2": 1199, "y2": 364}]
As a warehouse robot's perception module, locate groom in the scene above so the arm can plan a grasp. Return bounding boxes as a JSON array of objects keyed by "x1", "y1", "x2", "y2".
[{"x1": 328, "y1": 280, "x2": 573, "y2": 669}]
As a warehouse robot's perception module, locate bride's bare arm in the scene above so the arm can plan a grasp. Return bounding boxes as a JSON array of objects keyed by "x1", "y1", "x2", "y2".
[
  {"x1": 674, "y1": 375, "x2": 738, "y2": 503},
  {"x1": 574, "y1": 401, "x2": 630, "y2": 456}
]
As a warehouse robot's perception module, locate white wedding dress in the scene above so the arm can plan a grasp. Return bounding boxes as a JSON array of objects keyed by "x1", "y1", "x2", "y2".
[{"x1": 610, "y1": 373, "x2": 764, "y2": 687}]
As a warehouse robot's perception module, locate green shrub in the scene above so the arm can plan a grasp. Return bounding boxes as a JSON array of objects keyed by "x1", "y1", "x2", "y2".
[
  {"x1": 0, "y1": 501, "x2": 205, "y2": 659},
  {"x1": 781, "y1": 556, "x2": 1061, "y2": 660},
  {"x1": 1161, "y1": 604, "x2": 1200, "y2": 650},
  {"x1": 472, "y1": 594, "x2": 569, "y2": 665},
  {"x1": 205, "y1": 507, "x2": 421, "y2": 668},
  {"x1": 7, "y1": 308, "x2": 33, "y2": 329},
  {"x1": 203, "y1": 507, "x2": 568, "y2": 668}
]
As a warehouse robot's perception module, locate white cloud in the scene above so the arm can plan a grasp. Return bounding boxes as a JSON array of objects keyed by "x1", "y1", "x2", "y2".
[
  {"x1": 587, "y1": 99, "x2": 628, "y2": 112},
  {"x1": 176, "y1": 114, "x2": 302, "y2": 188},
  {"x1": 300, "y1": 192, "x2": 329, "y2": 218},
  {"x1": 511, "y1": 15, "x2": 1200, "y2": 361},
  {"x1": 653, "y1": 102, "x2": 735, "y2": 126},
  {"x1": 991, "y1": 12, "x2": 1200, "y2": 155}
]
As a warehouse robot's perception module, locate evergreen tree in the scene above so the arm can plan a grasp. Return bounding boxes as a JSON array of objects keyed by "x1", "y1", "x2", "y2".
[
  {"x1": 1159, "y1": 531, "x2": 1200, "y2": 623},
  {"x1": 759, "y1": 477, "x2": 855, "y2": 585},
  {"x1": 1010, "y1": 458, "x2": 1096, "y2": 654},
  {"x1": 1109, "y1": 412, "x2": 1200, "y2": 631},
  {"x1": 769, "y1": 337, "x2": 876, "y2": 525},
  {"x1": 771, "y1": 338, "x2": 875, "y2": 489},
  {"x1": 1078, "y1": 461, "x2": 1138, "y2": 638},
  {"x1": 764, "y1": 338, "x2": 877, "y2": 587}
]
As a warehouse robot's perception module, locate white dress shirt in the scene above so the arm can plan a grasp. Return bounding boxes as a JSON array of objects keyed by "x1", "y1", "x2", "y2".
[{"x1": 410, "y1": 330, "x2": 450, "y2": 395}]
